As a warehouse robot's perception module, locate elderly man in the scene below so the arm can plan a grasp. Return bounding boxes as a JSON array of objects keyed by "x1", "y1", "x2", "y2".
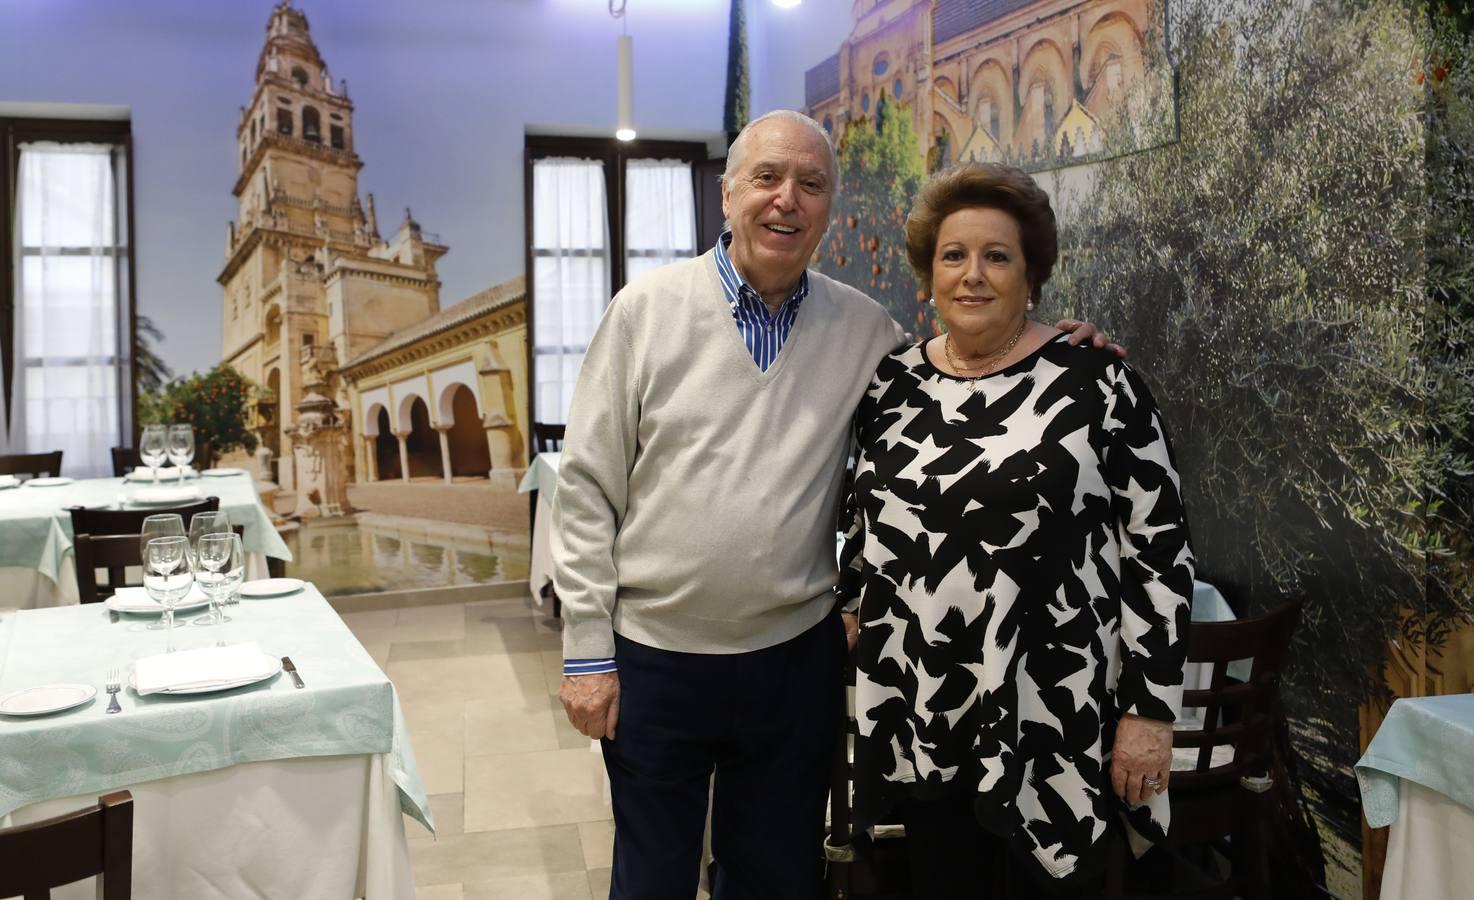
[{"x1": 552, "y1": 109, "x2": 1115, "y2": 899}]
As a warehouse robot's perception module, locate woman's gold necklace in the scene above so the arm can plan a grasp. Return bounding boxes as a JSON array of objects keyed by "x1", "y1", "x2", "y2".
[{"x1": 943, "y1": 318, "x2": 1028, "y2": 391}]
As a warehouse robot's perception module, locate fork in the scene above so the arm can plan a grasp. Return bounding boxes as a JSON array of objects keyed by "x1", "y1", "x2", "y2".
[{"x1": 105, "y1": 668, "x2": 122, "y2": 714}]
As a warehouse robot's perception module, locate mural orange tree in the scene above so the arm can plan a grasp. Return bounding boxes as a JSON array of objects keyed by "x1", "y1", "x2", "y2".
[{"x1": 816, "y1": 96, "x2": 939, "y2": 338}]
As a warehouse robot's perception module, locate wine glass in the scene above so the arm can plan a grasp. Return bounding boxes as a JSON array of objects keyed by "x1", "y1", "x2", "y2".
[
  {"x1": 194, "y1": 532, "x2": 243, "y2": 626},
  {"x1": 143, "y1": 536, "x2": 191, "y2": 652},
  {"x1": 140, "y1": 514, "x2": 186, "y2": 630},
  {"x1": 139, "y1": 424, "x2": 168, "y2": 484},
  {"x1": 167, "y1": 425, "x2": 195, "y2": 483},
  {"x1": 187, "y1": 511, "x2": 229, "y2": 570}
]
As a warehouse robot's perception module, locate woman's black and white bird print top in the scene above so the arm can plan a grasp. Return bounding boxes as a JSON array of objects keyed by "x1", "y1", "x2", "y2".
[{"x1": 838, "y1": 334, "x2": 1194, "y2": 884}]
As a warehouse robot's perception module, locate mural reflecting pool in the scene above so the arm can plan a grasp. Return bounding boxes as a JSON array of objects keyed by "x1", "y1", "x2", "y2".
[{"x1": 282, "y1": 512, "x2": 529, "y2": 597}]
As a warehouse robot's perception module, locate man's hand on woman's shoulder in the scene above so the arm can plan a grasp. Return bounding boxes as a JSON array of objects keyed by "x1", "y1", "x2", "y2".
[{"x1": 1055, "y1": 318, "x2": 1127, "y2": 359}]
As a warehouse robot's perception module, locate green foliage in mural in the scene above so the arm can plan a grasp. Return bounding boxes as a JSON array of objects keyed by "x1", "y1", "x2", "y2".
[
  {"x1": 139, "y1": 365, "x2": 262, "y2": 466},
  {"x1": 817, "y1": 95, "x2": 936, "y2": 337}
]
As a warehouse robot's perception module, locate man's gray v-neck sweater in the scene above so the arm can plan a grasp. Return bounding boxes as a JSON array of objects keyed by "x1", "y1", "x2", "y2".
[{"x1": 551, "y1": 249, "x2": 905, "y2": 660}]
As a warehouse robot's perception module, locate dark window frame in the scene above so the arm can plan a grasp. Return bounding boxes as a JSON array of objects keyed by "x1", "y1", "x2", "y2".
[
  {"x1": 522, "y1": 134, "x2": 710, "y2": 431},
  {"x1": 0, "y1": 115, "x2": 138, "y2": 443}
]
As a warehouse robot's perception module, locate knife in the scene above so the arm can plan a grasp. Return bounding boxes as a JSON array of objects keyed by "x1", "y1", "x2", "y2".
[{"x1": 281, "y1": 656, "x2": 305, "y2": 689}]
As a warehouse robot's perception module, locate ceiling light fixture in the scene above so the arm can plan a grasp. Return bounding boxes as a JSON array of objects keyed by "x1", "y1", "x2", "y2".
[{"x1": 611, "y1": 0, "x2": 636, "y2": 142}]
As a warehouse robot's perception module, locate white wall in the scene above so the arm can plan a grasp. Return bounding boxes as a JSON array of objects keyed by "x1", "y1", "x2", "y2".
[{"x1": 0, "y1": 0, "x2": 735, "y2": 377}]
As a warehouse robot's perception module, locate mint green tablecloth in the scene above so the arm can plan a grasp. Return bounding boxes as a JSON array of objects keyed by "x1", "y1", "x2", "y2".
[
  {"x1": 0, "y1": 474, "x2": 292, "y2": 584},
  {"x1": 0, "y1": 585, "x2": 432, "y2": 833},
  {"x1": 517, "y1": 452, "x2": 561, "y2": 496},
  {"x1": 1356, "y1": 694, "x2": 1474, "y2": 828}
]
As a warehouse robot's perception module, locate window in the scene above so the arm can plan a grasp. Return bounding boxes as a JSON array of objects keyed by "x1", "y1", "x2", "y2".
[
  {"x1": 0, "y1": 117, "x2": 136, "y2": 476},
  {"x1": 330, "y1": 125, "x2": 344, "y2": 150},
  {"x1": 524, "y1": 136, "x2": 705, "y2": 427},
  {"x1": 873, "y1": 55, "x2": 889, "y2": 76},
  {"x1": 291, "y1": 66, "x2": 308, "y2": 89},
  {"x1": 862, "y1": 92, "x2": 871, "y2": 113},
  {"x1": 823, "y1": 115, "x2": 834, "y2": 133},
  {"x1": 894, "y1": 77, "x2": 904, "y2": 99},
  {"x1": 302, "y1": 106, "x2": 321, "y2": 143},
  {"x1": 277, "y1": 108, "x2": 293, "y2": 136}
]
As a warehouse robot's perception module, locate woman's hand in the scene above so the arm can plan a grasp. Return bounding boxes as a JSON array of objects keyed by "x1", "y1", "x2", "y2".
[
  {"x1": 840, "y1": 611, "x2": 859, "y2": 651},
  {"x1": 1111, "y1": 713, "x2": 1173, "y2": 806}
]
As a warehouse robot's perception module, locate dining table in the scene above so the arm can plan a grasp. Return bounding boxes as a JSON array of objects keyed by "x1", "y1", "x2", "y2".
[
  {"x1": 0, "y1": 470, "x2": 291, "y2": 610},
  {"x1": 518, "y1": 451, "x2": 562, "y2": 607},
  {"x1": 0, "y1": 582, "x2": 431, "y2": 899},
  {"x1": 1356, "y1": 694, "x2": 1474, "y2": 899}
]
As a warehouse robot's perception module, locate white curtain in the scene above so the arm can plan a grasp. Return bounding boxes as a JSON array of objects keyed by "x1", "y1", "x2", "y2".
[
  {"x1": 12, "y1": 142, "x2": 127, "y2": 477},
  {"x1": 532, "y1": 158, "x2": 610, "y2": 426},
  {"x1": 625, "y1": 158, "x2": 696, "y2": 282}
]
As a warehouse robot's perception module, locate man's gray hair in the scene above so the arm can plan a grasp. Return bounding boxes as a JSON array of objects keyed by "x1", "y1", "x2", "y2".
[{"x1": 722, "y1": 110, "x2": 838, "y2": 187}]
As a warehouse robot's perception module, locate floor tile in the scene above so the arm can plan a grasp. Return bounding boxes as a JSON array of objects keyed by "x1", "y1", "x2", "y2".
[
  {"x1": 393, "y1": 603, "x2": 467, "y2": 642},
  {"x1": 407, "y1": 792, "x2": 465, "y2": 842},
  {"x1": 410, "y1": 824, "x2": 586, "y2": 887},
  {"x1": 587, "y1": 867, "x2": 611, "y2": 900},
  {"x1": 462, "y1": 871, "x2": 593, "y2": 900},
  {"x1": 463, "y1": 616, "x2": 562, "y2": 655},
  {"x1": 464, "y1": 696, "x2": 560, "y2": 756},
  {"x1": 417, "y1": 883, "x2": 465, "y2": 900},
  {"x1": 388, "y1": 652, "x2": 547, "y2": 706},
  {"x1": 577, "y1": 819, "x2": 614, "y2": 870},
  {"x1": 464, "y1": 747, "x2": 613, "y2": 832}
]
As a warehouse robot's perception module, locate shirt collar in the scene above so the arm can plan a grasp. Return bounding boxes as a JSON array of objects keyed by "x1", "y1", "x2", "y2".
[{"x1": 714, "y1": 231, "x2": 809, "y2": 316}]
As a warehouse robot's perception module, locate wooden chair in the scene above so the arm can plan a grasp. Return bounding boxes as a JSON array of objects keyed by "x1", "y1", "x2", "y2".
[
  {"x1": 0, "y1": 451, "x2": 63, "y2": 480},
  {"x1": 532, "y1": 422, "x2": 565, "y2": 455},
  {"x1": 1106, "y1": 596, "x2": 1305, "y2": 900},
  {"x1": 68, "y1": 499, "x2": 222, "y2": 540},
  {"x1": 0, "y1": 790, "x2": 133, "y2": 900},
  {"x1": 74, "y1": 525, "x2": 246, "y2": 606},
  {"x1": 530, "y1": 422, "x2": 566, "y2": 617},
  {"x1": 823, "y1": 655, "x2": 909, "y2": 900}
]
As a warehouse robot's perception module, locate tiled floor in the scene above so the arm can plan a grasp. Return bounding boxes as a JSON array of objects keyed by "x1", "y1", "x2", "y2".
[{"x1": 342, "y1": 596, "x2": 617, "y2": 899}]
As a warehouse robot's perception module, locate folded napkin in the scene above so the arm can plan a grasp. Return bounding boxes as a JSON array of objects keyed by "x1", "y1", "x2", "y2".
[
  {"x1": 131, "y1": 485, "x2": 204, "y2": 504},
  {"x1": 0, "y1": 474, "x2": 17, "y2": 489},
  {"x1": 133, "y1": 641, "x2": 276, "y2": 695},
  {"x1": 107, "y1": 583, "x2": 209, "y2": 612},
  {"x1": 125, "y1": 466, "x2": 197, "y2": 481}
]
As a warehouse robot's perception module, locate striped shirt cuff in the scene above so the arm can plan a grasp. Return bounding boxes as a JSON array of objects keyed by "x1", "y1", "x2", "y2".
[{"x1": 563, "y1": 658, "x2": 617, "y2": 676}]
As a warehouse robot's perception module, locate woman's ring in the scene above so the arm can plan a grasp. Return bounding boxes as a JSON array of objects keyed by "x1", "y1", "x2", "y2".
[{"x1": 1143, "y1": 777, "x2": 1162, "y2": 789}]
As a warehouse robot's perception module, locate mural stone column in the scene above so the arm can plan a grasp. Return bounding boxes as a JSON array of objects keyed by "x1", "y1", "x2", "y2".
[
  {"x1": 394, "y1": 430, "x2": 411, "y2": 483},
  {"x1": 362, "y1": 435, "x2": 378, "y2": 482},
  {"x1": 434, "y1": 424, "x2": 453, "y2": 484}
]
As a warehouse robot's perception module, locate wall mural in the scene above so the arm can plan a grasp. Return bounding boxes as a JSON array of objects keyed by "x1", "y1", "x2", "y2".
[
  {"x1": 208, "y1": 3, "x2": 531, "y2": 597},
  {"x1": 804, "y1": 1, "x2": 1474, "y2": 897}
]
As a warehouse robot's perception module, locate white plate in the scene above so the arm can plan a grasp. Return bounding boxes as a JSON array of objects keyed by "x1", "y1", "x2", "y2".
[
  {"x1": 25, "y1": 477, "x2": 72, "y2": 487},
  {"x1": 129, "y1": 656, "x2": 282, "y2": 695},
  {"x1": 124, "y1": 466, "x2": 197, "y2": 482},
  {"x1": 238, "y1": 578, "x2": 305, "y2": 598},
  {"x1": 130, "y1": 487, "x2": 204, "y2": 505},
  {"x1": 104, "y1": 593, "x2": 212, "y2": 616},
  {"x1": 0, "y1": 683, "x2": 97, "y2": 716},
  {"x1": 0, "y1": 475, "x2": 18, "y2": 489},
  {"x1": 201, "y1": 468, "x2": 247, "y2": 478}
]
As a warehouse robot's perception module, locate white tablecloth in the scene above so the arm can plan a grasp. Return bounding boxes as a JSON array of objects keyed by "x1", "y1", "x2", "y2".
[
  {"x1": 519, "y1": 452, "x2": 561, "y2": 607},
  {"x1": 2, "y1": 753, "x2": 413, "y2": 900}
]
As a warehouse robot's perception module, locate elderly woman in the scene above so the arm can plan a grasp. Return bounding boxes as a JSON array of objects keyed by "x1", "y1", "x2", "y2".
[{"x1": 838, "y1": 163, "x2": 1193, "y2": 899}]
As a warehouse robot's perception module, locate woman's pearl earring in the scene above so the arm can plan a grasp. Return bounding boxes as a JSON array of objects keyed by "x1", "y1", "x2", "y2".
[{"x1": 928, "y1": 297, "x2": 936, "y2": 307}]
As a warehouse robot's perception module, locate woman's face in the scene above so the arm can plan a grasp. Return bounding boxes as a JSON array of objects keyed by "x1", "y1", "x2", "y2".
[{"x1": 930, "y1": 206, "x2": 1031, "y2": 340}]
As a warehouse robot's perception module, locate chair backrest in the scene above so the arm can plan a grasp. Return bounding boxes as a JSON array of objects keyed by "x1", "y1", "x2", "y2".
[
  {"x1": 0, "y1": 451, "x2": 63, "y2": 480},
  {"x1": 1172, "y1": 595, "x2": 1304, "y2": 793},
  {"x1": 0, "y1": 790, "x2": 133, "y2": 900},
  {"x1": 74, "y1": 521, "x2": 242, "y2": 605},
  {"x1": 532, "y1": 422, "x2": 566, "y2": 455},
  {"x1": 67, "y1": 498, "x2": 222, "y2": 541}
]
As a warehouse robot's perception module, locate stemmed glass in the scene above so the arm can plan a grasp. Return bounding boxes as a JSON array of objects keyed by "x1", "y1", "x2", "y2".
[
  {"x1": 143, "y1": 536, "x2": 191, "y2": 652},
  {"x1": 140, "y1": 514, "x2": 186, "y2": 630},
  {"x1": 194, "y1": 532, "x2": 244, "y2": 626},
  {"x1": 187, "y1": 511, "x2": 229, "y2": 570},
  {"x1": 139, "y1": 424, "x2": 168, "y2": 484},
  {"x1": 167, "y1": 424, "x2": 195, "y2": 483}
]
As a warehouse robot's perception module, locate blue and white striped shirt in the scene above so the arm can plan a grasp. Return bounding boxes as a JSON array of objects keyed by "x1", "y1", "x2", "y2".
[
  {"x1": 714, "y1": 230, "x2": 809, "y2": 371},
  {"x1": 561, "y1": 235, "x2": 810, "y2": 678}
]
